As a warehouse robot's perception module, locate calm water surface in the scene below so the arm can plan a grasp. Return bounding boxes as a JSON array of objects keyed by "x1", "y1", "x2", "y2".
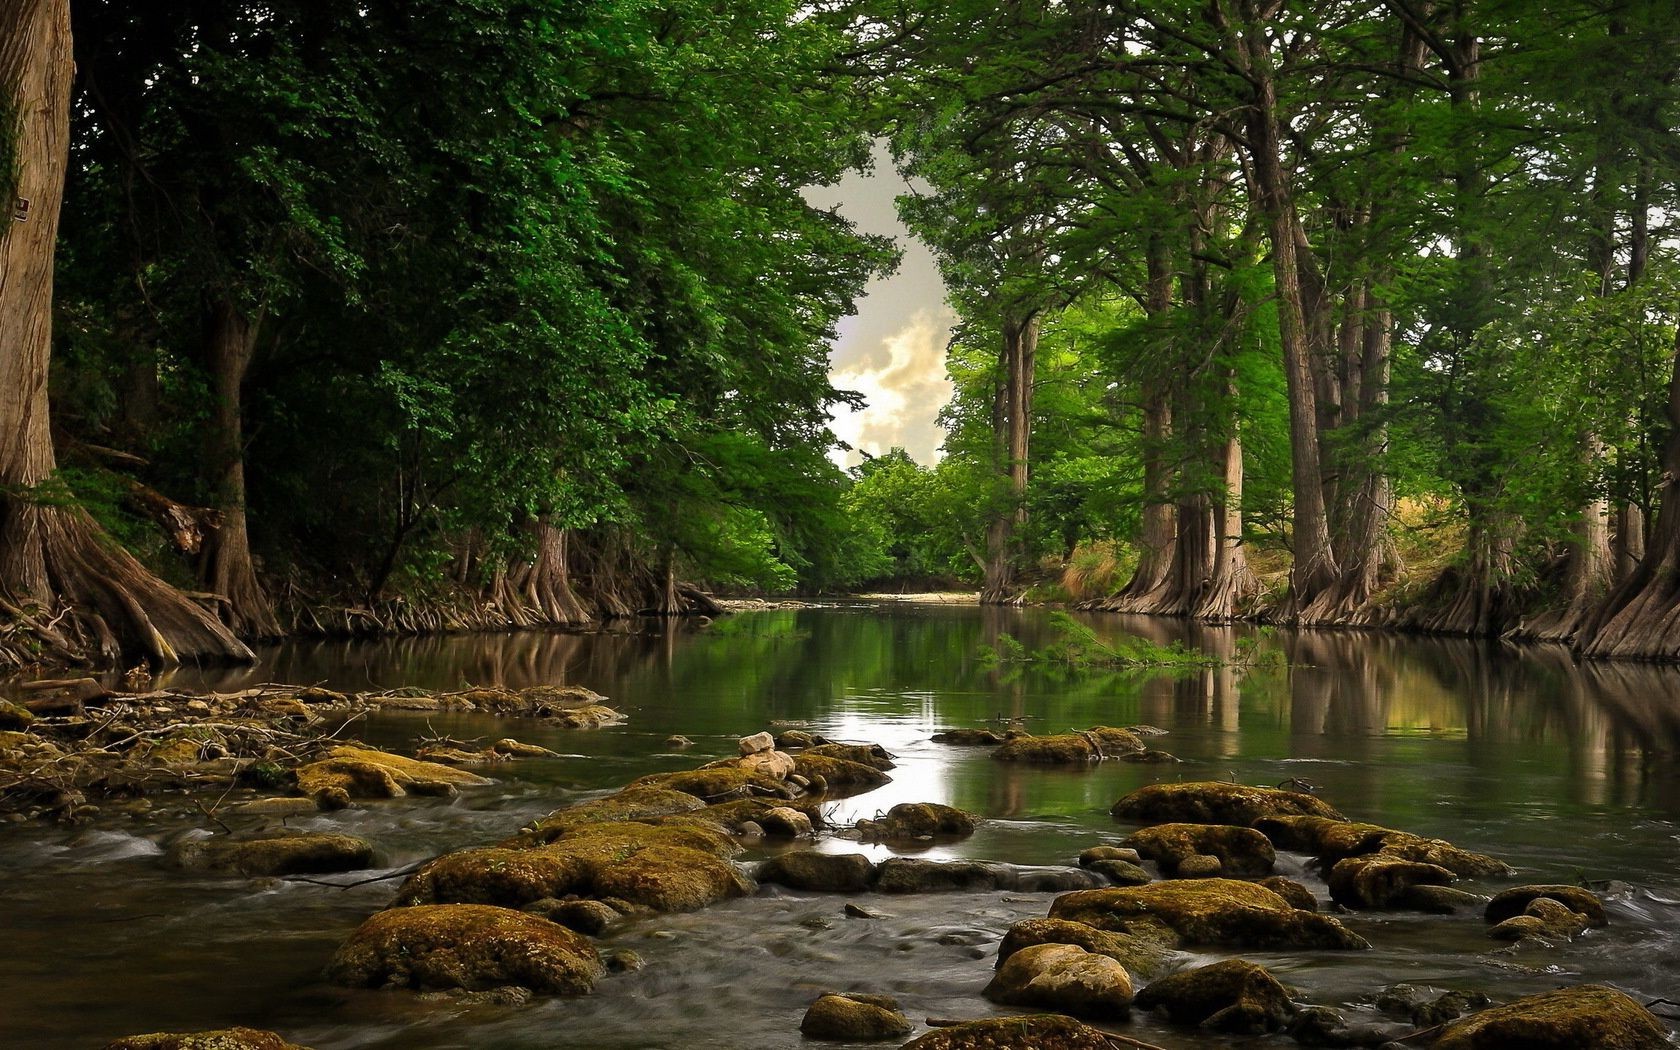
[{"x1": 5, "y1": 604, "x2": 1680, "y2": 1048}]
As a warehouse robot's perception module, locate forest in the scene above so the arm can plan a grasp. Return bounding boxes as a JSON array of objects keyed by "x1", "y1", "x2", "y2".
[{"x1": 5, "y1": 0, "x2": 1680, "y2": 666}]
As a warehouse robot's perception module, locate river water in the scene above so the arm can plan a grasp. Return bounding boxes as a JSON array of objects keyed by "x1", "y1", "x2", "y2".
[{"x1": 5, "y1": 603, "x2": 1679, "y2": 1048}]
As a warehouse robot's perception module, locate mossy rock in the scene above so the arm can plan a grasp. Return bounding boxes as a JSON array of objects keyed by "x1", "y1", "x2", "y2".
[
  {"x1": 930, "y1": 728, "x2": 1003, "y2": 746},
  {"x1": 547, "y1": 704, "x2": 623, "y2": 729},
  {"x1": 103, "y1": 1028, "x2": 312, "y2": 1050},
  {"x1": 0, "y1": 700, "x2": 34, "y2": 730},
  {"x1": 397, "y1": 821, "x2": 749, "y2": 913},
  {"x1": 1253, "y1": 815, "x2": 1509, "y2": 876},
  {"x1": 791, "y1": 753, "x2": 892, "y2": 793},
  {"x1": 1112, "y1": 782, "x2": 1343, "y2": 826},
  {"x1": 874, "y1": 858, "x2": 1099, "y2": 895},
  {"x1": 166, "y1": 832, "x2": 374, "y2": 877},
  {"x1": 1255, "y1": 876, "x2": 1317, "y2": 911},
  {"x1": 1122, "y1": 823, "x2": 1275, "y2": 877},
  {"x1": 514, "y1": 786, "x2": 708, "y2": 844},
  {"x1": 296, "y1": 746, "x2": 489, "y2": 802},
  {"x1": 800, "y1": 993, "x2": 913, "y2": 1041},
  {"x1": 997, "y1": 918, "x2": 1174, "y2": 979},
  {"x1": 1489, "y1": 898, "x2": 1592, "y2": 942},
  {"x1": 1048, "y1": 878, "x2": 1370, "y2": 951},
  {"x1": 993, "y1": 727, "x2": 1143, "y2": 764},
  {"x1": 1133, "y1": 959, "x2": 1295, "y2": 1034},
  {"x1": 1327, "y1": 855, "x2": 1455, "y2": 909},
  {"x1": 757, "y1": 850, "x2": 876, "y2": 893},
  {"x1": 901, "y1": 1015, "x2": 1120, "y2": 1049},
  {"x1": 803, "y1": 742, "x2": 896, "y2": 770},
  {"x1": 326, "y1": 904, "x2": 603, "y2": 994},
  {"x1": 983, "y1": 942, "x2": 1133, "y2": 1019},
  {"x1": 859, "y1": 802, "x2": 975, "y2": 841},
  {"x1": 631, "y1": 766, "x2": 792, "y2": 802},
  {"x1": 1485, "y1": 885, "x2": 1609, "y2": 928},
  {"x1": 1433, "y1": 985, "x2": 1668, "y2": 1050}
]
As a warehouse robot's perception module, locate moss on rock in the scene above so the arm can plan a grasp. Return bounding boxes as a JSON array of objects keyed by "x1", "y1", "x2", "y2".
[
  {"x1": 1255, "y1": 876, "x2": 1317, "y2": 911},
  {"x1": 1133, "y1": 959, "x2": 1295, "y2": 1034},
  {"x1": 858, "y1": 802, "x2": 975, "y2": 841},
  {"x1": 983, "y1": 942, "x2": 1133, "y2": 1019},
  {"x1": 757, "y1": 850, "x2": 876, "y2": 893},
  {"x1": 799, "y1": 993, "x2": 913, "y2": 1041},
  {"x1": 296, "y1": 746, "x2": 489, "y2": 803},
  {"x1": 326, "y1": 904, "x2": 604, "y2": 994},
  {"x1": 1485, "y1": 885, "x2": 1609, "y2": 928},
  {"x1": 791, "y1": 753, "x2": 892, "y2": 793},
  {"x1": 1048, "y1": 878, "x2": 1370, "y2": 951},
  {"x1": 103, "y1": 1028, "x2": 312, "y2": 1050},
  {"x1": 1112, "y1": 782, "x2": 1343, "y2": 826},
  {"x1": 1327, "y1": 855, "x2": 1456, "y2": 909},
  {"x1": 515, "y1": 786, "x2": 710, "y2": 844},
  {"x1": 1122, "y1": 823, "x2": 1276, "y2": 878},
  {"x1": 902, "y1": 1015, "x2": 1121, "y2": 1049},
  {"x1": 993, "y1": 727, "x2": 1143, "y2": 764},
  {"x1": 166, "y1": 832, "x2": 374, "y2": 877},
  {"x1": 1253, "y1": 815, "x2": 1509, "y2": 876},
  {"x1": 803, "y1": 742, "x2": 896, "y2": 770},
  {"x1": 1433, "y1": 985, "x2": 1668, "y2": 1050},
  {"x1": 996, "y1": 918, "x2": 1174, "y2": 979}
]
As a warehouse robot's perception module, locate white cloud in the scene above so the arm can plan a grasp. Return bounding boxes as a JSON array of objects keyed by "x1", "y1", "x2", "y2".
[{"x1": 830, "y1": 306, "x2": 957, "y2": 467}]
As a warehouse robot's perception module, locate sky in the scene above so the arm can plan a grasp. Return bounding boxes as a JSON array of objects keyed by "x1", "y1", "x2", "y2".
[{"x1": 805, "y1": 142, "x2": 956, "y2": 468}]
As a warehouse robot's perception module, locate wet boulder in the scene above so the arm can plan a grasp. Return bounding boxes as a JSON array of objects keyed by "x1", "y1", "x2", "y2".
[
  {"x1": 522, "y1": 897, "x2": 619, "y2": 935},
  {"x1": 1489, "y1": 897, "x2": 1592, "y2": 942},
  {"x1": 295, "y1": 746, "x2": 490, "y2": 804},
  {"x1": 983, "y1": 942, "x2": 1133, "y2": 1019},
  {"x1": 791, "y1": 753, "x2": 891, "y2": 794},
  {"x1": 1085, "y1": 859, "x2": 1151, "y2": 886},
  {"x1": 774, "y1": 729, "x2": 827, "y2": 749},
  {"x1": 1396, "y1": 884, "x2": 1486, "y2": 915},
  {"x1": 733, "y1": 749, "x2": 796, "y2": 779},
  {"x1": 998, "y1": 918, "x2": 1174, "y2": 980},
  {"x1": 757, "y1": 850, "x2": 876, "y2": 893},
  {"x1": 326, "y1": 904, "x2": 604, "y2": 995},
  {"x1": 1048, "y1": 879, "x2": 1370, "y2": 951},
  {"x1": 902, "y1": 1015, "x2": 1120, "y2": 1049},
  {"x1": 631, "y1": 765, "x2": 793, "y2": 803},
  {"x1": 930, "y1": 728, "x2": 1003, "y2": 746},
  {"x1": 757, "y1": 806, "x2": 813, "y2": 838},
  {"x1": 1327, "y1": 855, "x2": 1456, "y2": 909},
  {"x1": 1077, "y1": 845, "x2": 1141, "y2": 867},
  {"x1": 857, "y1": 802, "x2": 975, "y2": 841},
  {"x1": 1374, "y1": 984, "x2": 1490, "y2": 1027},
  {"x1": 738, "y1": 731, "x2": 776, "y2": 755},
  {"x1": 993, "y1": 727, "x2": 1143, "y2": 764},
  {"x1": 1134, "y1": 959, "x2": 1295, "y2": 1035},
  {"x1": 491, "y1": 738, "x2": 558, "y2": 758},
  {"x1": 514, "y1": 786, "x2": 708, "y2": 844},
  {"x1": 1253, "y1": 815, "x2": 1509, "y2": 877},
  {"x1": 1433, "y1": 985, "x2": 1668, "y2": 1050},
  {"x1": 799, "y1": 993, "x2": 913, "y2": 1041},
  {"x1": 545, "y1": 704, "x2": 623, "y2": 730},
  {"x1": 1122, "y1": 823, "x2": 1276, "y2": 878},
  {"x1": 166, "y1": 832, "x2": 374, "y2": 877},
  {"x1": 1256, "y1": 876, "x2": 1317, "y2": 911},
  {"x1": 803, "y1": 742, "x2": 896, "y2": 771},
  {"x1": 1484, "y1": 884, "x2": 1608, "y2": 928},
  {"x1": 103, "y1": 1029, "x2": 312, "y2": 1050},
  {"x1": 1112, "y1": 782, "x2": 1343, "y2": 826}
]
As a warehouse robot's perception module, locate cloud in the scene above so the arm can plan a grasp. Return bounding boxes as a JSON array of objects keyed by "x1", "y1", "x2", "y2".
[{"x1": 830, "y1": 306, "x2": 957, "y2": 467}]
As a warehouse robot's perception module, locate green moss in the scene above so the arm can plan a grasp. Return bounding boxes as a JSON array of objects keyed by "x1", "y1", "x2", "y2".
[
  {"x1": 997, "y1": 918, "x2": 1174, "y2": 979},
  {"x1": 325, "y1": 904, "x2": 604, "y2": 995},
  {"x1": 1433, "y1": 985, "x2": 1668, "y2": 1050},
  {"x1": 1122, "y1": 823, "x2": 1276, "y2": 877},
  {"x1": 102, "y1": 1028, "x2": 311, "y2": 1050},
  {"x1": 1133, "y1": 959, "x2": 1294, "y2": 1034},
  {"x1": 1112, "y1": 782, "x2": 1344, "y2": 826},
  {"x1": 1048, "y1": 879, "x2": 1370, "y2": 951},
  {"x1": 993, "y1": 727, "x2": 1143, "y2": 764},
  {"x1": 902, "y1": 1015, "x2": 1121, "y2": 1049}
]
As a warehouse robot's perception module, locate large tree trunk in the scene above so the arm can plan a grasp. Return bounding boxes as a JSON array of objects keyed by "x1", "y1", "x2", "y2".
[
  {"x1": 0, "y1": 0, "x2": 251, "y2": 666},
  {"x1": 1194, "y1": 429, "x2": 1260, "y2": 620},
  {"x1": 197, "y1": 300, "x2": 281, "y2": 638},
  {"x1": 981, "y1": 314, "x2": 1040, "y2": 605},
  {"x1": 523, "y1": 517, "x2": 590, "y2": 626},
  {"x1": 1235, "y1": 12, "x2": 1339, "y2": 616}
]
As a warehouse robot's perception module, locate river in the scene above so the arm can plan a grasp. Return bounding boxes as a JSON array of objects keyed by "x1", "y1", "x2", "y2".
[{"x1": 5, "y1": 602, "x2": 1679, "y2": 1048}]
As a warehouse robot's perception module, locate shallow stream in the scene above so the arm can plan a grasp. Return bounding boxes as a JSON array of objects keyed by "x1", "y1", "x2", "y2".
[{"x1": 6, "y1": 603, "x2": 1680, "y2": 1048}]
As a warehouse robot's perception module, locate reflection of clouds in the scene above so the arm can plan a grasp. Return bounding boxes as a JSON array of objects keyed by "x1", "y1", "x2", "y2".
[{"x1": 830, "y1": 306, "x2": 957, "y2": 466}]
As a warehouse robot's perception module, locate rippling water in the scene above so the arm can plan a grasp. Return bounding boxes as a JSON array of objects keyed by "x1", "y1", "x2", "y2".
[{"x1": 6, "y1": 604, "x2": 1679, "y2": 1048}]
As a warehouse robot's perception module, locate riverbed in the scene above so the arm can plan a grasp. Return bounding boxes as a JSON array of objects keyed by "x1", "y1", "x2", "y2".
[{"x1": 5, "y1": 603, "x2": 1679, "y2": 1048}]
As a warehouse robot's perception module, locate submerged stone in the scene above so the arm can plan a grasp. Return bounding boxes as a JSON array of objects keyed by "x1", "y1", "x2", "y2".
[
  {"x1": 326, "y1": 904, "x2": 604, "y2": 995},
  {"x1": 1484, "y1": 885, "x2": 1609, "y2": 928},
  {"x1": 799, "y1": 993, "x2": 913, "y2": 1041},
  {"x1": 1122, "y1": 823, "x2": 1276, "y2": 878},
  {"x1": 930, "y1": 728, "x2": 1003, "y2": 746},
  {"x1": 902, "y1": 1015, "x2": 1120, "y2": 1049},
  {"x1": 1112, "y1": 782, "x2": 1343, "y2": 826},
  {"x1": 1433, "y1": 985, "x2": 1668, "y2": 1050},
  {"x1": 983, "y1": 942, "x2": 1133, "y2": 1019},
  {"x1": 103, "y1": 1028, "x2": 312, "y2": 1050},
  {"x1": 1048, "y1": 879, "x2": 1370, "y2": 951},
  {"x1": 1134, "y1": 959, "x2": 1295, "y2": 1034},
  {"x1": 166, "y1": 832, "x2": 374, "y2": 877},
  {"x1": 992, "y1": 727, "x2": 1143, "y2": 764}
]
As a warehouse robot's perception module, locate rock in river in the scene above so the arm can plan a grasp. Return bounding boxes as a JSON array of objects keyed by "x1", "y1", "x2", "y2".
[
  {"x1": 983, "y1": 942, "x2": 1134, "y2": 1019},
  {"x1": 1484, "y1": 884, "x2": 1609, "y2": 928},
  {"x1": 757, "y1": 850, "x2": 876, "y2": 893},
  {"x1": 326, "y1": 904, "x2": 604, "y2": 994},
  {"x1": 857, "y1": 802, "x2": 976, "y2": 841},
  {"x1": 1252, "y1": 814, "x2": 1510, "y2": 877},
  {"x1": 902, "y1": 1015, "x2": 1120, "y2": 1049},
  {"x1": 166, "y1": 831, "x2": 374, "y2": 877},
  {"x1": 992, "y1": 727, "x2": 1144, "y2": 764},
  {"x1": 1134, "y1": 959, "x2": 1295, "y2": 1034},
  {"x1": 874, "y1": 858, "x2": 1101, "y2": 894},
  {"x1": 1112, "y1": 782, "x2": 1343, "y2": 826},
  {"x1": 103, "y1": 1029, "x2": 313, "y2": 1050},
  {"x1": 1048, "y1": 878, "x2": 1370, "y2": 951},
  {"x1": 1432, "y1": 984, "x2": 1669, "y2": 1050},
  {"x1": 799, "y1": 993, "x2": 913, "y2": 1041},
  {"x1": 1121, "y1": 823, "x2": 1276, "y2": 878},
  {"x1": 996, "y1": 917, "x2": 1174, "y2": 979},
  {"x1": 1327, "y1": 855, "x2": 1456, "y2": 910},
  {"x1": 295, "y1": 745, "x2": 490, "y2": 805}
]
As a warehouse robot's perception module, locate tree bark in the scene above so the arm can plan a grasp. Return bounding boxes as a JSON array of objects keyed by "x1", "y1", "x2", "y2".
[
  {"x1": 0, "y1": 0, "x2": 251, "y2": 666},
  {"x1": 197, "y1": 300, "x2": 281, "y2": 638},
  {"x1": 981, "y1": 313, "x2": 1040, "y2": 605}
]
